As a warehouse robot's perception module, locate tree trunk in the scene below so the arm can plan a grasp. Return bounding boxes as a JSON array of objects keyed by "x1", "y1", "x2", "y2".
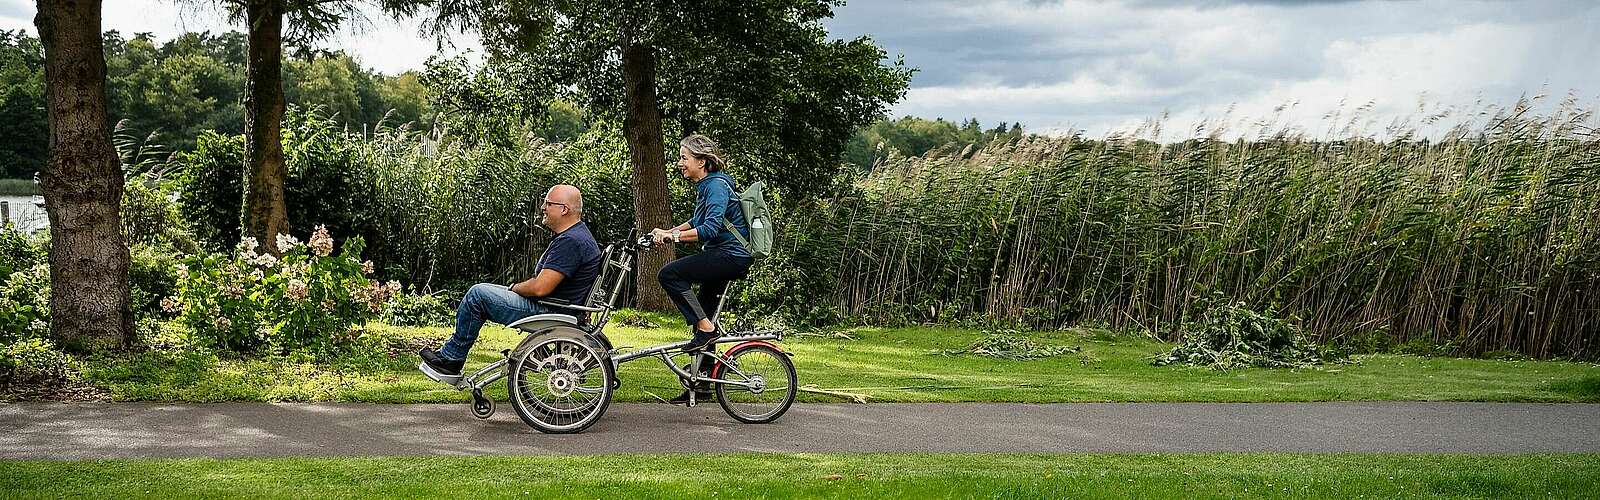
[
  {"x1": 621, "y1": 43, "x2": 674, "y2": 311},
  {"x1": 243, "y1": 0, "x2": 289, "y2": 251},
  {"x1": 34, "y1": 0, "x2": 131, "y2": 351}
]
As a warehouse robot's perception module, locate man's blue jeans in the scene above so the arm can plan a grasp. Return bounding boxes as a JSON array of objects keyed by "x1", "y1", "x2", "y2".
[{"x1": 439, "y1": 283, "x2": 551, "y2": 361}]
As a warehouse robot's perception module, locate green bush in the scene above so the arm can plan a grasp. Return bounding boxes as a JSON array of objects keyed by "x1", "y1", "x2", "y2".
[
  {"x1": 0, "y1": 337, "x2": 76, "y2": 386},
  {"x1": 174, "y1": 110, "x2": 640, "y2": 292},
  {"x1": 360, "y1": 118, "x2": 640, "y2": 290},
  {"x1": 0, "y1": 223, "x2": 44, "y2": 285},
  {"x1": 129, "y1": 244, "x2": 180, "y2": 320},
  {"x1": 379, "y1": 289, "x2": 453, "y2": 327},
  {"x1": 122, "y1": 177, "x2": 197, "y2": 251},
  {"x1": 172, "y1": 225, "x2": 397, "y2": 355},
  {"x1": 0, "y1": 262, "x2": 48, "y2": 343},
  {"x1": 173, "y1": 131, "x2": 244, "y2": 249}
]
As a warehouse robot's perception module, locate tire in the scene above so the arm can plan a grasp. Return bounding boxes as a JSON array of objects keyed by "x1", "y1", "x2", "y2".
[
  {"x1": 506, "y1": 327, "x2": 614, "y2": 434},
  {"x1": 714, "y1": 343, "x2": 796, "y2": 424}
]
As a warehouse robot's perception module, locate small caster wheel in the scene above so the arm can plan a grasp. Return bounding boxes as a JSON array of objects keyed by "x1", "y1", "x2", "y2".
[
  {"x1": 471, "y1": 388, "x2": 494, "y2": 419},
  {"x1": 612, "y1": 377, "x2": 621, "y2": 390}
]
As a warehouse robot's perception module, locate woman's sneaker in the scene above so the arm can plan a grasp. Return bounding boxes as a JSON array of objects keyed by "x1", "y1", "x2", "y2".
[{"x1": 684, "y1": 327, "x2": 720, "y2": 352}]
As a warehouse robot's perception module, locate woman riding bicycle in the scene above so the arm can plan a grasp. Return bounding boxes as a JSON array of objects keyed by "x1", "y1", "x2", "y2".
[{"x1": 651, "y1": 134, "x2": 752, "y2": 402}]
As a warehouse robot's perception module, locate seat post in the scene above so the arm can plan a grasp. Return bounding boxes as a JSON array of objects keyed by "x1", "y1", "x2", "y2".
[{"x1": 710, "y1": 280, "x2": 735, "y2": 329}]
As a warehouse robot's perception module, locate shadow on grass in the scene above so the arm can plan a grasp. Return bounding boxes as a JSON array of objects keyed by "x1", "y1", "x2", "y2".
[{"x1": 1545, "y1": 376, "x2": 1600, "y2": 401}]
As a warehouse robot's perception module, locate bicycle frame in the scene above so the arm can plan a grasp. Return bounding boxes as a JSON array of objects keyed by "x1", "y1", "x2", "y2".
[
  {"x1": 611, "y1": 332, "x2": 783, "y2": 389},
  {"x1": 452, "y1": 331, "x2": 782, "y2": 393},
  {"x1": 450, "y1": 231, "x2": 783, "y2": 394}
]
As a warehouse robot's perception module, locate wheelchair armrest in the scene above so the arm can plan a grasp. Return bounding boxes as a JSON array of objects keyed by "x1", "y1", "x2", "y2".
[{"x1": 537, "y1": 299, "x2": 605, "y2": 313}]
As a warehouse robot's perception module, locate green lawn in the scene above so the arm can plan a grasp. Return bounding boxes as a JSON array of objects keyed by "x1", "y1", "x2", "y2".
[
  {"x1": 2, "y1": 453, "x2": 1597, "y2": 498},
  {"x1": 71, "y1": 312, "x2": 1600, "y2": 404}
]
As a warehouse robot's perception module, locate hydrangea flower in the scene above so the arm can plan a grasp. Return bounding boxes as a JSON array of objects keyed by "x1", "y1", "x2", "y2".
[
  {"x1": 308, "y1": 225, "x2": 334, "y2": 257},
  {"x1": 276, "y1": 233, "x2": 303, "y2": 254}
]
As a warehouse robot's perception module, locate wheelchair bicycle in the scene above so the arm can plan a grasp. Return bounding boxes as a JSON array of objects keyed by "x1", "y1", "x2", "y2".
[{"x1": 419, "y1": 232, "x2": 797, "y2": 434}]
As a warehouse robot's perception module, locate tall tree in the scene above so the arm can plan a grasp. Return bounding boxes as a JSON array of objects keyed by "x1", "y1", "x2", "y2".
[
  {"x1": 34, "y1": 0, "x2": 132, "y2": 349},
  {"x1": 189, "y1": 0, "x2": 425, "y2": 251},
  {"x1": 425, "y1": 0, "x2": 912, "y2": 309}
]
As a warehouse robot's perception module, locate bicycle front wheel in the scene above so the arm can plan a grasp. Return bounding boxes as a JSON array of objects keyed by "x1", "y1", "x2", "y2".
[{"x1": 714, "y1": 343, "x2": 796, "y2": 424}]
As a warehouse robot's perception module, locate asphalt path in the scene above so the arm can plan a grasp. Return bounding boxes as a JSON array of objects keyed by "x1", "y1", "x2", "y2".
[{"x1": 3, "y1": 402, "x2": 1598, "y2": 459}]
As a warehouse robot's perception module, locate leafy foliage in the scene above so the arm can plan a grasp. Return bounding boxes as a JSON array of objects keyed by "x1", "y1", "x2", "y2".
[
  {"x1": 0, "y1": 223, "x2": 44, "y2": 286},
  {"x1": 379, "y1": 289, "x2": 453, "y2": 327},
  {"x1": 172, "y1": 226, "x2": 397, "y2": 355},
  {"x1": 0, "y1": 30, "x2": 47, "y2": 179},
  {"x1": 1153, "y1": 297, "x2": 1337, "y2": 370},
  {"x1": 0, "y1": 29, "x2": 443, "y2": 181},
  {"x1": 0, "y1": 262, "x2": 48, "y2": 343},
  {"x1": 0, "y1": 337, "x2": 78, "y2": 387},
  {"x1": 0, "y1": 226, "x2": 47, "y2": 343}
]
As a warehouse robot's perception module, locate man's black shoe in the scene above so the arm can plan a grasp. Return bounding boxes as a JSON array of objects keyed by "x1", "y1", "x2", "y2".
[
  {"x1": 418, "y1": 348, "x2": 465, "y2": 377},
  {"x1": 684, "y1": 328, "x2": 719, "y2": 352}
]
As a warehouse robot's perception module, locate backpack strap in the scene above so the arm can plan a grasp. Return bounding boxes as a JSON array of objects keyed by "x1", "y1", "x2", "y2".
[{"x1": 710, "y1": 176, "x2": 752, "y2": 250}]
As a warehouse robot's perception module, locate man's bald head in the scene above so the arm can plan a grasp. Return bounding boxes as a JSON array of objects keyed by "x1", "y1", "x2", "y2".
[
  {"x1": 547, "y1": 184, "x2": 583, "y2": 214},
  {"x1": 540, "y1": 184, "x2": 585, "y2": 231}
]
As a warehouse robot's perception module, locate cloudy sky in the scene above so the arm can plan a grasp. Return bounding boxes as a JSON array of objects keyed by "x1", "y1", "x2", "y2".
[{"x1": 3, "y1": 0, "x2": 1597, "y2": 138}]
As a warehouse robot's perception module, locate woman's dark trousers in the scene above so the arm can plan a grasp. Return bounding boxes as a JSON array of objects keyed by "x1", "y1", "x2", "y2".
[{"x1": 657, "y1": 249, "x2": 753, "y2": 327}]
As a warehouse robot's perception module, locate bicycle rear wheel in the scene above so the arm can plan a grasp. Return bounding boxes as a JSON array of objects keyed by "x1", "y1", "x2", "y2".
[{"x1": 714, "y1": 343, "x2": 796, "y2": 424}]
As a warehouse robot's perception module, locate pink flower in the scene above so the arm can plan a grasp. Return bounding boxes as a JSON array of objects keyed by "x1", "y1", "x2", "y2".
[
  {"x1": 160, "y1": 296, "x2": 180, "y2": 313},
  {"x1": 361, "y1": 260, "x2": 375, "y2": 275},
  {"x1": 309, "y1": 225, "x2": 334, "y2": 257},
  {"x1": 286, "y1": 278, "x2": 309, "y2": 302}
]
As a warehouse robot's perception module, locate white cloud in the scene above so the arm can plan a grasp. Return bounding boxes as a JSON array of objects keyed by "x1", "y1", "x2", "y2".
[{"x1": 846, "y1": 0, "x2": 1600, "y2": 139}]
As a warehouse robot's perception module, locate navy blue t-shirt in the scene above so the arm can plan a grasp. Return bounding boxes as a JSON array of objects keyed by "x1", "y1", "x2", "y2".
[{"x1": 535, "y1": 221, "x2": 602, "y2": 307}]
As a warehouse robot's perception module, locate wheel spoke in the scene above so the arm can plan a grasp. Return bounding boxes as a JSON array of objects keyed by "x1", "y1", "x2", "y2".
[
  {"x1": 509, "y1": 336, "x2": 612, "y2": 432},
  {"x1": 717, "y1": 346, "x2": 796, "y2": 423}
]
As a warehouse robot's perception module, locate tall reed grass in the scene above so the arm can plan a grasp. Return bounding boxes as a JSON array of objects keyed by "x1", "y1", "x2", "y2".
[
  {"x1": 762, "y1": 98, "x2": 1600, "y2": 358},
  {"x1": 356, "y1": 120, "x2": 666, "y2": 292}
]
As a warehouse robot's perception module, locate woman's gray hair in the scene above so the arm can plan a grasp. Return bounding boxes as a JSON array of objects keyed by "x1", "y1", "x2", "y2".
[{"x1": 680, "y1": 134, "x2": 726, "y2": 172}]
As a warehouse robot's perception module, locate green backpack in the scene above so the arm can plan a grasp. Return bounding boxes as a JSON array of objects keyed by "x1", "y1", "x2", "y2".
[{"x1": 716, "y1": 178, "x2": 774, "y2": 258}]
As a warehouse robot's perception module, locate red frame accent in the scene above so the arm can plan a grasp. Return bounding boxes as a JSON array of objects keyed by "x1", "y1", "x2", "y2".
[{"x1": 710, "y1": 340, "x2": 783, "y2": 378}]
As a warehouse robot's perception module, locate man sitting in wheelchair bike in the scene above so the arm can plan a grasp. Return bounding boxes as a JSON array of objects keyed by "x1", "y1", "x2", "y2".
[{"x1": 418, "y1": 184, "x2": 603, "y2": 380}]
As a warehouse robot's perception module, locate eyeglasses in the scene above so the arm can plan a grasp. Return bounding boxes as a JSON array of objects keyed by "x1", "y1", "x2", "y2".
[{"x1": 542, "y1": 200, "x2": 568, "y2": 208}]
